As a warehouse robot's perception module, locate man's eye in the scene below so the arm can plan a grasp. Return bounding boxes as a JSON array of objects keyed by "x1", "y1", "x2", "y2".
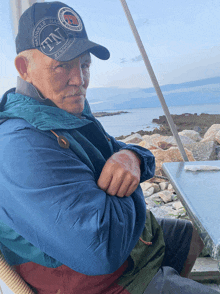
[{"x1": 57, "y1": 64, "x2": 67, "y2": 68}]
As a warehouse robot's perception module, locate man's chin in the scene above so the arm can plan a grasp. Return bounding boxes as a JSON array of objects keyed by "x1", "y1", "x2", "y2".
[
  {"x1": 56, "y1": 97, "x2": 85, "y2": 116},
  {"x1": 65, "y1": 104, "x2": 85, "y2": 117}
]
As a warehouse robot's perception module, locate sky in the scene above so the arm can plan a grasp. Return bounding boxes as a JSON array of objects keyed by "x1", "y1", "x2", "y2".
[{"x1": 0, "y1": 0, "x2": 220, "y2": 96}]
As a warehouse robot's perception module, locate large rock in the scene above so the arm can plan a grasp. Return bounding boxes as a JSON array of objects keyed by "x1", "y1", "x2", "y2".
[
  {"x1": 157, "y1": 141, "x2": 174, "y2": 150},
  {"x1": 141, "y1": 134, "x2": 173, "y2": 150},
  {"x1": 143, "y1": 187, "x2": 155, "y2": 197},
  {"x1": 140, "y1": 181, "x2": 152, "y2": 191},
  {"x1": 156, "y1": 191, "x2": 173, "y2": 203},
  {"x1": 159, "y1": 181, "x2": 169, "y2": 190},
  {"x1": 150, "y1": 205, "x2": 179, "y2": 219},
  {"x1": 138, "y1": 140, "x2": 158, "y2": 150},
  {"x1": 165, "y1": 135, "x2": 195, "y2": 146},
  {"x1": 151, "y1": 147, "x2": 195, "y2": 176},
  {"x1": 151, "y1": 135, "x2": 169, "y2": 145},
  {"x1": 214, "y1": 130, "x2": 220, "y2": 145},
  {"x1": 151, "y1": 183, "x2": 160, "y2": 193},
  {"x1": 193, "y1": 126, "x2": 202, "y2": 133},
  {"x1": 201, "y1": 124, "x2": 220, "y2": 143},
  {"x1": 178, "y1": 130, "x2": 202, "y2": 142},
  {"x1": 173, "y1": 200, "x2": 184, "y2": 210},
  {"x1": 184, "y1": 141, "x2": 217, "y2": 161},
  {"x1": 120, "y1": 133, "x2": 143, "y2": 144}
]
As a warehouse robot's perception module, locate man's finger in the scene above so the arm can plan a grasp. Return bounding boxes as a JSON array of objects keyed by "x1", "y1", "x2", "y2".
[
  {"x1": 124, "y1": 180, "x2": 139, "y2": 197},
  {"x1": 116, "y1": 173, "x2": 134, "y2": 197},
  {"x1": 106, "y1": 172, "x2": 125, "y2": 196},
  {"x1": 97, "y1": 170, "x2": 113, "y2": 192}
]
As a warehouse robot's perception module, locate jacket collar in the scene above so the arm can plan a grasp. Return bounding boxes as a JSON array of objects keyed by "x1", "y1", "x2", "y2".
[{"x1": 15, "y1": 76, "x2": 58, "y2": 107}]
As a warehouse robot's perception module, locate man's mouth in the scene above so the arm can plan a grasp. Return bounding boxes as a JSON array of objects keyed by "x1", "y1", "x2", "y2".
[{"x1": 65, "y1": 93, "x2": 85, "y2": 98}]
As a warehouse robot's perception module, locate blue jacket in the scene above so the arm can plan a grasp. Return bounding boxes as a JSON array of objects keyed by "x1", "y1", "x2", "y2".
[{"x1": 0, "y1": 79, "x2": 156, "y2": 277}]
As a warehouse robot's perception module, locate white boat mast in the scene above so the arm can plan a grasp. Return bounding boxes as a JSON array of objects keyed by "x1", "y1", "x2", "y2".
[{"x1": 10, "y1": 0, "x2": 45, "y2": 39}]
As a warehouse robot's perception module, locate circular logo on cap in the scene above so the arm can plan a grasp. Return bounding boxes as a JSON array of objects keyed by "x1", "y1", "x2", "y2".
[
  {"x1": 32, "y1": 18, "x2": 75, "y2": 60},
  {"x1": 58, "y1": 7, "x2": 83, "y2": 32}
]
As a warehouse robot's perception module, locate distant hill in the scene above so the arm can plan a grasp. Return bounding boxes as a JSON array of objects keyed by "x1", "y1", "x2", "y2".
[{"x1": 87, "y1": 77, "x2": 220, "y2": 111}]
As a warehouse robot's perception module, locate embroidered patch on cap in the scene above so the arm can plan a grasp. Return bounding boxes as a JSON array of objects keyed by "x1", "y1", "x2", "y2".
[
  {"x1": 58, "y1": 7, "x2": 83, "y2": 32},
  {"x1": 32, "y1": 17, "x2": 75, "y2": 59}
]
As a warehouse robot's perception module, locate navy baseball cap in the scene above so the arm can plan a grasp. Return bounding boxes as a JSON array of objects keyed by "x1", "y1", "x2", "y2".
[{"x1": 16, "y1": 1, "x2": 110, "y2": 61}]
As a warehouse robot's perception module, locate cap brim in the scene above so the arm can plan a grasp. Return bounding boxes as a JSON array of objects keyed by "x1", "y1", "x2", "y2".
[{"x1": 54, "y1": 38, "x2": 110, "y2": 62}]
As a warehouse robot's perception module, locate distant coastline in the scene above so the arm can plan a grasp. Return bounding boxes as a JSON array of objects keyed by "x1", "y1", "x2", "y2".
[
  {"x1": 93, "y1": 111, "x2": 129, "y2": 117},
  {"x1": 88, "y1": 77, "x2": 220, "y2": 112}
]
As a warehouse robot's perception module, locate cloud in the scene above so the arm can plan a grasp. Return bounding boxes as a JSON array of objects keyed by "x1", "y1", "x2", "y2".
[
  {"x1": 120, "y1": 55, "x2": 143, "y2": 64},
  {"x1": 134, "y1": 18, "x2": 150, "y2": 28},
  {"x1": 120, "y1": 58, "x2": 128, "y2": 63},
  {"x1": 131, "y1": 55, "x2": 143, "y2": 62}
]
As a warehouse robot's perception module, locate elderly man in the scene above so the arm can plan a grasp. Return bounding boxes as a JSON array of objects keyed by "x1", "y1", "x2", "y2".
[{"x1": 0, "y1": 2, "x2": 217, "y2": 294}]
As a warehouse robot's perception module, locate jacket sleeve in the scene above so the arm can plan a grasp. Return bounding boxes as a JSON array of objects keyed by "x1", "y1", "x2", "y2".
[
  {"x1": 0, "y1": 121, "x2": 147, "y2": 276},
  {"x1": 106, "y1": 133, "x2": 155, "y2": 183}
]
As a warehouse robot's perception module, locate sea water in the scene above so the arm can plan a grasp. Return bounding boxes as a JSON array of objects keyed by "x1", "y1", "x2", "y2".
[{"x1": 96, "y1": 103, "x2": 220, "y2": 138}]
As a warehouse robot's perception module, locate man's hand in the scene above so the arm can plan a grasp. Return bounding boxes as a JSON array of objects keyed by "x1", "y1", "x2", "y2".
[{"x1": 97, "y1": 150, "x2": 141, "y2": 197}]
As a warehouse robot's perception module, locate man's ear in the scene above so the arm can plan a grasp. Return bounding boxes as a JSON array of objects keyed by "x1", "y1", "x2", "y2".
[{"x1": 14, "y1": 56, "x2": 29, "y2": 81}]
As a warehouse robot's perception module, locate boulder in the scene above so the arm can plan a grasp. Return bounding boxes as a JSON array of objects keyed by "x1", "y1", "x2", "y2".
[
  {"x1": 151, "y1": 135, "x2": 169, "y2": 145},
  {"x1": 151, "y1": 183, "x2": 160, "y2": 193},
  {"x1": 143, "y1": 187, "x2": 155, "y2": 197},
  {"x1": 173, "y1": 200, "x2": 184, "y2": 210},
  {"x1": 139, "y1": 140, "x2": 147, "y2": 148},
  {"x1": 156, "y1": 191, "x2": 173, "y2": 203},
  {"x1": 142, "y1": 134, "x2": 170, "y2": 149},
  {"x1": 150, "y1": 206, "x2": 179, "y2": 219},
  {"x1": 150, "y1": 194, "x2": 164, "y2": 204},
  {"x1": 184, "y1": 141, "x2": 217, "y2": 161},
  {"x1": 178, "y1": 130, "x2": 202, "y2": 142},
  {"x1": 140, "y1": 181, "x2": 152, "y2": 191},
  {"x1": 145, "y1": 197, "x2": 162, "y2": 208},
  {"x1": 142, "y1": 134, "x2": 151, "y2": 141},
  {"x1": 165, "y1": 135, "x2": 195, "y2": 146},
  {"x1": 138, "y1": 140, "x2": 158, "y2": 150},
  {"x1": 215, "y1": 145, "x2": 220, "y2": 160},
  {"x1": 159, "y1": 181, "x2": 169, "y2": 190},
  {"x1": 121, "y1": 133, "x2": 143, "y2": 144},
  {"x1": 168, "y1": 183, "x2": 175, "y2": 193},
  {"x1": 215, "y1": 130, "x2": 220, "y2": 145},
  {"x1": 201, "y1": 124, "x2": 220, "y2": 143},
  {"x1": 157, "y1": 141, "x2": 174, "y2": 150},
  {"x1": 151, "y1": 147, "x2": 195, "y2": 176},
  {"x1": 193, "y1": 126, "x2": 202, "y2": 133}
]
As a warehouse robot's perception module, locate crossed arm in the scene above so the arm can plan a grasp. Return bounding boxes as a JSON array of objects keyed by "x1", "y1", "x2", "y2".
[
  {"x1": 98, "y1": 149, "x2": 141, "y2": 197},
  {"x1": 0, "y1": 122, "x2": 154, "y2": 275}
]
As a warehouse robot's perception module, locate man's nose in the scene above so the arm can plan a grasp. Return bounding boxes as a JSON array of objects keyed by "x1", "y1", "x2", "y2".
[{"x1": 68, "y1": 61, "x2": 84, "y2": 87}]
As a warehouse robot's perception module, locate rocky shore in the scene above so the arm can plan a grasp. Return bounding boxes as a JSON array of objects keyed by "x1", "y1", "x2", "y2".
[
  {"x1": 116, "y1": 113, "x2": 220, "y2": 140},
  {"x1": 119, "y1": 123, "x2": 220, "y2": 224}
]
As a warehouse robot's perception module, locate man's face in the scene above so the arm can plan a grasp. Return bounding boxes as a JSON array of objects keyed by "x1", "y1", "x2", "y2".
[{"x1": 26, "y1": 50, "x2": 91, "y2": 115}]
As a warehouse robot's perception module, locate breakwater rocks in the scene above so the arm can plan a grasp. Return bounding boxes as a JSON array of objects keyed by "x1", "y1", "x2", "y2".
[
  {"x1": 141, "y1": 181, "x2": 188, "y2": 220},
  {"x1": 119, "y1": 124, "x2": 220, "y2": 220},
  {"x1": 116, "y1": 113, "x2": 220, "y2": 140},
  {"x1": 152, "y1": 113, "x2": 220, "y2": 137}
]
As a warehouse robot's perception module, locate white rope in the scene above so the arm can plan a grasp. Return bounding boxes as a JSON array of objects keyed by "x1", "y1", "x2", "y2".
[
  {"x1": 119, "y1": 0, "x2": 189, "y2": 161},
  {"x1": 0, "y1": 251, "x2": 34, "y2": 294}
]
